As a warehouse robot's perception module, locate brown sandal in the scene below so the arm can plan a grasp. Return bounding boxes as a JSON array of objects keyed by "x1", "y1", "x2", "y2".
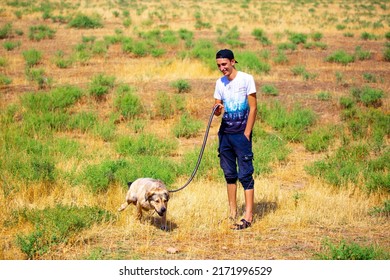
[{"x1": 233, "y1": 218, "x2": 251, "y2": 230}]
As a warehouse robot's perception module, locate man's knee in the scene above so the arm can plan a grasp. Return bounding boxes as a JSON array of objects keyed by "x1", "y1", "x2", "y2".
[{"x1": 239, "y1": 176, "x2": 254, "y2": 190}]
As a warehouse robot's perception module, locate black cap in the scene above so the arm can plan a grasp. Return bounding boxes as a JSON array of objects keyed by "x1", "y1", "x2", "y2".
[{"x1": 216, "y1": 49, "x2": 238, "y2": 63}]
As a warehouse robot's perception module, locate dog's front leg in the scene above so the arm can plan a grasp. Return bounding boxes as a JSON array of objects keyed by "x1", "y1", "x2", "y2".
[{"x1": 136, "y1": 202, "x2": 143, "y2": 220}]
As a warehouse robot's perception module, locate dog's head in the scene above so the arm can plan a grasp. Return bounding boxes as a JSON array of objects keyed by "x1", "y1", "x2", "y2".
[{"x1": 145, "y1": 186, "x2": 169, "y2": 217}]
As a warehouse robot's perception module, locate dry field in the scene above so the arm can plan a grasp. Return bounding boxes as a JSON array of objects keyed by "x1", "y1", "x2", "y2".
[{"x1": 0, "y1": 0, "x2": 389, "y2": 260}]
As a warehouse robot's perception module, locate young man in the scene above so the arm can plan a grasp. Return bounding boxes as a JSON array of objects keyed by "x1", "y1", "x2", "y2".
[{"x1": 213, "y1": 49, "x2": 257, "y2": 230}]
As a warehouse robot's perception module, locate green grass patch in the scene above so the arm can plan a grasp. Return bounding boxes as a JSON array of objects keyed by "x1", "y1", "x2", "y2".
[
  {"x1": 28, "y1": 25, "x2": 55, "y2": 41},
  {"x1": 88, "y1": 74, "x2": 116, "y2": 98},
  {"x1": 173, "y1": 113, "x2": 203, "y2": 138},
  {"x1": 114, "y1": 85, "x2": 142, "y2": 119},
  {"x1": 316, "y1": 239, "x2": 390, "y2": 260},
  {"x1": 259, "y1": 101, "x2": 316, "y2": 142},
  {"x1": 68, "y1": 13, "x2": 103, "y2": 29},
  {"x1": 13, "y1": 205, "x2": 113, "y2": 259}
]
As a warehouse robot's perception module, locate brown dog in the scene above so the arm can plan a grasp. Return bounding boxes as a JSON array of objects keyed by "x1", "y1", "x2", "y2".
[{"x1": 118, "y1": 178, "x2": 170, "y2": 230}]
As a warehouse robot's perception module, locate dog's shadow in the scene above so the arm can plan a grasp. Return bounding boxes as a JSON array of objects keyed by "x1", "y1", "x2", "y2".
[{"x1": 147, "y1": 216, "x2": 178, "y2": 231}]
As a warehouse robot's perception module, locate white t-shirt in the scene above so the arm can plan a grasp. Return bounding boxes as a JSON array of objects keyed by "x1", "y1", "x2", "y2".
[{"x1": 214, "y1": 71, "x2": 256, "y2": 133}]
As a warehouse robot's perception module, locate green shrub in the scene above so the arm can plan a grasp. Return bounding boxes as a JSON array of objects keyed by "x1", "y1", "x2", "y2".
[
  {"x1": 252, "y1": 128, "x2": 290, "y2": 175},
  {"x1": 277, "y1": 42, "x2": 297, "y2": 51},
  {"x1": 53, "y1": 50, "x2": 73, "y2": 68},
  {"x1": 316, "y1": 239, "x2": 389, "y2": 260},
  {"x1": 317, "y1": 91, "x2": 331, "y2": 101},
  {"x1": 0, "y1": 23, "x2": 12, "y2": 39},
  {"x1": 360, "y1": 32, "x2": 378, "y2": 41},
  {"x1": 68, "y1": 13, "x2": 103, "y2": 29},
  {"x1": 155, "y1": 91, "x2": 175, "y2": 119},
  {"x1": 288, "y1": 32, "x2": 307, "y2": 44},
  {"x1": 311, "y1": 32, "x2": 323, "y2": 41},
  {"x1": 3, "y1": 40, "x2": 21, "y2": 51},
  {"x1": 67, "y1": 112, "x2": 98, "y2": 133},
  {"x1": 362, "y1": 72, "x2": 377, "y2": 83},
  {"x1": 173, "y1": 113, "x2": 203, "y2": 138},
  {"x1": 273, "y1": 50, "x2": 289, "y2": 64},
  {"x1": 350, "y1": 86, "x2": 384, "y2": 107},
  {"x1": 21, "y1": 85, "x2": 82, "y2": 112},
  {"x1": 170, "y1": 79, "x2": 191, "y2": 93},
  {"x1": 83, "y1": 159, "x2": 130, "y2": 193},
  {"x1": 339, "y1": 96, "x2": 355, "y2": 109},
  {"x1": 190, "y1": 39, "x2": 215, "y2": 69},
  {"x1": 304, "y1": 126, "x2": 336, "y2": 152},
  {"x1": 238, "y1": 51, "x2": 270, "y2": 74},
  {"x1": 251, "y1": 28, "x2": 271, "y2": 45},
  {"x1": 116, "y1": 134, "x2": 178, "y2": 157},
  {"x1": 25, "y1": 68, "x2": 52, "y2": 89},
  {"x1": 28, "y1": 25, "x2": 56, "y2": 41},
  {"x1": 260, "y1": 101, "x2": 316, "y2": 142},
  {"x1": 88, "y1": 74, "x2": 115, "y2": 98},
  {"x1": 383, "y1": 44, "x2": 390, "y2": 62},
  {"x1": 15, "y1": 205, "x2": 113, "y2": 259},
  {"x1": 261, "y1": 84, "x2": 279, "y2": 96},
  {"x1": 369, "y1": 200, "x2": 390, "y2": 216},
  {"x1": 0, "y1": 74, "x2": 12, "y2": 85},
  {"x1": 354, "y1": 46, "x2": 372, "y2": 60},
  {"x1": 291, "y1": 65, "x2": 317, "y2": 80},
  {"x1": 326, "y1": 50, "x2": 355, "y2": 65},
  {"x1": 23, "y1": 48, "x2": 42, "y2": 67},
  {"x1": 114, "y1": 85, "x2": 142, "y2": 119}
]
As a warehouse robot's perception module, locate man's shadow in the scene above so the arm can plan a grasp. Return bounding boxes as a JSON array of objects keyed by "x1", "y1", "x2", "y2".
[{"x1": 238, "y1": 200, "x2": 278, "y2": 220}]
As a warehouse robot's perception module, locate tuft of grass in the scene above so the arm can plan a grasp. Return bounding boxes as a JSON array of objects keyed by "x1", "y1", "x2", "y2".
[
  {"x1": 316, "y1": 239, "x2": 390, "y2": 260},
  {"x1": 116, "y1": 134, "x2": 178, "y2": 157},
  {"x1": 170, "y1": 79, "x2": 191, "y2": 93},
  {"x1": 88, "y1": 74, "x2": 116, "y2": 98},
  {"x1": 252, "y1": 28, "x2": 272, "y2": 45},
  {"x1": 369, "y1": 200, "x2": 390, "y2": 217},
  {"x1": 173, "y1": 113, "x2": 203, "y2": 138},
  {"x1": 0, "y1": 74, "x2": 12, "y2": 85},
  {"x1": 22, "y1": 48, "x2": 42, "y2": 68},
  {"x1": 350, "y1": 86, "x2": 384, "y2": 107},
  {"x1": 288, "y1": 32, "x2": 307, "y2": 44},
  {"x1": 291, "y1": 65, "x2": 317, "y2": 80},
  {"x1": 0, "y1": 23, "x2": 12, "y2": 39},
  {"x1": 68, "y1": 13, "x2": 103, "y2": 29},
  {"x1": 304, "y1": 125, "x2": 336, "y2": 153},
  {"x1": 28, "y1": 25, "x2": 56, "y2": 41},
  {"x1": 259, "y1": 101, "x2": 316, "y2": 142},
  {"x1": 14, "y1": 205, "x2": 113, "y2": 259},
  {"x1": 261, "y1": 84, "x2": 279, "y2": 96},
  {"x1": 114, "y1": 85, "x2": 142, "y2": 119},
  {"x1": 154, "y1": 91, "x2": 175, "y2": 119},
  {"x1": 3, "y1": 40, "x2": 21, "y2": 51},
  {"x1": 238, "y1": 51, "x2": 271, "y2": 74},
  {"x1": 326, "y1": 50, "x2": 355, "y2": 65}
]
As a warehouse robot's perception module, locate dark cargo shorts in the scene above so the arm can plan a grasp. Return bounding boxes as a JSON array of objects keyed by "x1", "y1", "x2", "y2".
[{"x1": 218, "y1": 132, "x2": 254, "y2": 190}]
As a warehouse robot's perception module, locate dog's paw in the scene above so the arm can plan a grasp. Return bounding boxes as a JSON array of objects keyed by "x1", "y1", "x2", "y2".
[{"x1": 160, "y1": 225, "x2": 169, "y2": 231}]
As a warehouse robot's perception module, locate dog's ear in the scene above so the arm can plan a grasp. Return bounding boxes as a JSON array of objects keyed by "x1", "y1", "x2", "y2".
[
  {"x1": 164, "y1": 191, "x2": 170, "y2": 202},
  {"x1": 145, "y1": 190, "x2": 155, "y2": 202}
]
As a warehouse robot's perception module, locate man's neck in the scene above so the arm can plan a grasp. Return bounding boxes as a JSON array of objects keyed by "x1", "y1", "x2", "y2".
[{"x1": 227, "y1": 68, "x2": 238, "y2": 81}]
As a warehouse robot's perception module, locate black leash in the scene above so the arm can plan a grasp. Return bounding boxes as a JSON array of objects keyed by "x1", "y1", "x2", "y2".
[{"x1": 169, "y1": 104, "x2": 221, "y2": 193}]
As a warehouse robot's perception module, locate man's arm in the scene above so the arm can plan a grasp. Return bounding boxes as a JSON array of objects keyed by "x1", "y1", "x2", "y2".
[{"x1": 244, "y1": 93, "x2": 257, "y2": 140}]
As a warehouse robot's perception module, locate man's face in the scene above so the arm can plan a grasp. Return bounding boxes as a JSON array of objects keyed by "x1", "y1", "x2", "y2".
[{"x1": 216, "y1": 58, "x2": 235, "y2": 77}]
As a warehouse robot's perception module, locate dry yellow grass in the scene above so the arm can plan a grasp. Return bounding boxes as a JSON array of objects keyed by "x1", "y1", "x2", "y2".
[{"x1": 0, "y1": 0, "x2": 389, "y2": 260}]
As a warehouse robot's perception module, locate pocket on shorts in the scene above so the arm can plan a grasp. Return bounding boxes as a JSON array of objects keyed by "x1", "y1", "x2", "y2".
[{"x1": 242, "y1": 153, "x2": 253, "y2": 162}]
